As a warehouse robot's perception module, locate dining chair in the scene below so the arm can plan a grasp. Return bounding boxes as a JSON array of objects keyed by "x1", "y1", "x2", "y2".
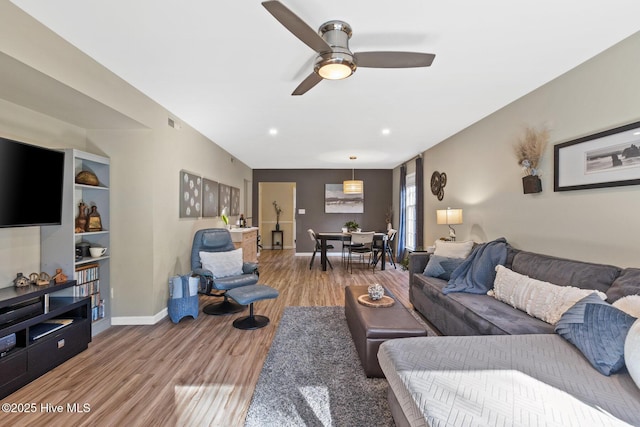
[
  {"x1": 347, "y1": 231, "x2": 375, "y2": 273},
  {"x1": 373, "y1": 228, "x2": 397, "y2": 270},
  {"x1": 308, "y1": 229, "x2": 333, "y2": 270}
]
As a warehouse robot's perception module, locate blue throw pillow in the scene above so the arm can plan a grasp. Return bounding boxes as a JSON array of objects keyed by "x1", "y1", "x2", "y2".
[
  {"x1": 423, "y1": 255, "x2": 465, "y2": 281},
  {"x1": 555, "y1": 293, "x2": 637, "y2": 376}
]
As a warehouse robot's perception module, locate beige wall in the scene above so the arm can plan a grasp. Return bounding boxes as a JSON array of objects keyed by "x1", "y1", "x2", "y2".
[
  {"x1": 395, "y1": 31, "x2": 640, "y2": 268},
  {"x1": 0, "y1": 3, "x2": 252, "y2": 320},
  {"x1": 258, "y1": 182, "x2": 296, "y2": 249}
]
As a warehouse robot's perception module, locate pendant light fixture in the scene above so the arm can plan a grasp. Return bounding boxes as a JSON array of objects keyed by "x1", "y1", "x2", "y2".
[{"x1": 343, "y1": 156, "x2": 363, "y2": 194}]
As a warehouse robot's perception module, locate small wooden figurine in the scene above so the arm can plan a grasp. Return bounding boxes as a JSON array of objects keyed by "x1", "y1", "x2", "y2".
[{"x1": 53, "y1": 268, "x2": 68, "y2": 284}]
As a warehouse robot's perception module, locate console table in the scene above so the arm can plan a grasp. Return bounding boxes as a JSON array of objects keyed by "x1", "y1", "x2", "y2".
[
  {"x1": 0, "y1": 281, "x2": 91, "y2": 398},
  {"x1": 271, "y1": 230, "x2": 283, "y2": 250}
]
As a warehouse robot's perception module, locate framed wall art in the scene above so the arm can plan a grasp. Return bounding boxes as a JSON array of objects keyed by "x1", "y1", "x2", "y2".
[
  {"x1": 554, "y1": 120, "x2": 640, "y2": 191},
  {"x1": 202, "y1": 178, "x2": 219, "y2": 217},
  {"x1": 324, "y1": 183, "x2": 364, "y2": 213},
  {"x1": 180, "y1": 170, "x2": 201, "y2": 218},
  {"x1": 230, "y1": 187, "x2": 240, "y2": 216},
  {"x1": 218, "y1": 183, "x2": 231, "y2": 215}
]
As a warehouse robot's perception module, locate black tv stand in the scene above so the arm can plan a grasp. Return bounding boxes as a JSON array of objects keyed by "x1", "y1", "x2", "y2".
[{"x1": 0, "y1": 281, "x2": 91, "y2": 398}]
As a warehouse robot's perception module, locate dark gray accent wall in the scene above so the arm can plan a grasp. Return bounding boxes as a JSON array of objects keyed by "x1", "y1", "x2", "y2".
[{"x1": 253, "y1": 169, "x2": 392, "y2": 253}]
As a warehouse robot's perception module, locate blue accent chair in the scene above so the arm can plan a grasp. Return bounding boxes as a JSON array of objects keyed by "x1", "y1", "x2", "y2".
[{"x1": 191, "y1": 228, "x2": 259, "y2": 315}]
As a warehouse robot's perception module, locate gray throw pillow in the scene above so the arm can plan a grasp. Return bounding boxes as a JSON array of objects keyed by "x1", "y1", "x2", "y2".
[
  {"x1": 423, "y1": 255, "x2": 465, "y2": 281},
  {"x1": 555, "y1": 293, "x2": 637, "y2": 376}
]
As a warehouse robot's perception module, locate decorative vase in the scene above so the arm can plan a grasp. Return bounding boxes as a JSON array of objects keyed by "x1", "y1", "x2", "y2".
[
  {"x1": 368, "y1": 284, "x2": 384, "y2": 300},
  {"x1": 88, "y1": 205, "x2": 102, "y2": 232},
  {"x1": 522, "y1": 175, "x2": 542, "y2": 194},
  {"x1": 275, "y1": 223, "x2": 280, "y2": 231},
  {"x1": 75, "y1": 202, "x2": 88, "y2": 233}
]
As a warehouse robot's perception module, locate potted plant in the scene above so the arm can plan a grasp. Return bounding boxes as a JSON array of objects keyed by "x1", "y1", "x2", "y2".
[
  {"x1": 273, "y1": 201, "x2": 282, "y2": 230},
  {"x1": 513, "y1": 125, "x2": 550, "y2": 194},
  {"x1": 344, "y1": 220, "x2": 359, "y2": 232}
]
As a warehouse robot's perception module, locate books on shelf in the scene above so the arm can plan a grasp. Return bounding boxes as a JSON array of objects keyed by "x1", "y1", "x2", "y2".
[
  {"x1": 29, "y1": 318, "x2": 74, "y2": 341},
  {"x1": 74, "y1": 263, "x2": 102, "y2": 316}
]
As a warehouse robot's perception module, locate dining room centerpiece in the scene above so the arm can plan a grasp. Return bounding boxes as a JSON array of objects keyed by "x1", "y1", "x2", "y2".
[{"x1": 344, "y1": 220, "x2": 359, "y2": 232}]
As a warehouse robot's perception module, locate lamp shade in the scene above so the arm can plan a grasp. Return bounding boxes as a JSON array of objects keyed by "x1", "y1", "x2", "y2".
[
  {"x1": 436, "y1": 208, "x2": 463, "y2": 225},
  {"x1": 343, "y1": 180, "x2": 363, "y2": 194}
]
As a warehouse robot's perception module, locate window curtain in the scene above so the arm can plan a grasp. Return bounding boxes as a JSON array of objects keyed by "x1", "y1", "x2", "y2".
[
  {"x1": 415, "y1": 156, "x2": 424, "y2": 249},
  {"x1": 397, "y1": 164, "x2": 407, "y2": 262}
]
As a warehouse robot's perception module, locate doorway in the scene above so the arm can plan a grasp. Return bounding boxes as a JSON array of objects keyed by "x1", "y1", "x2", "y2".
[{"x1": 258, "y1": 182, "x2": 296, "y2": 249}]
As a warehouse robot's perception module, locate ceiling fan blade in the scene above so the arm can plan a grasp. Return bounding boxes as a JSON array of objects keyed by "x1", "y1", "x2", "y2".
[
  {"x1": 262, "y1": 1, "x2": 331, "y2": 53},
  {"x1": 292, "y1": 72, "x2": 323, "y2": 96},
  {"x1": 354, "y1": 51, "x2": 435, "y2": 68}
]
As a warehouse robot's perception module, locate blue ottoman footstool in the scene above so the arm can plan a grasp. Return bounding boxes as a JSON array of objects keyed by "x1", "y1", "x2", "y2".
[{"x1": 226, "y1": 284, "x2": 279, "y2": 330}]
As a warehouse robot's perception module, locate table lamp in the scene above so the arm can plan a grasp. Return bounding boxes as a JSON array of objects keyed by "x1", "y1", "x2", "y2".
[{"x1": 436, "y1": 208, "x2": 463, "y2": 241}]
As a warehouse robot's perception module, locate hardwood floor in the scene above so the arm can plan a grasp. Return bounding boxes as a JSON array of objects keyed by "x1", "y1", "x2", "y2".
[{"x1": 1, "y1": 250, "x2": 413, "y2": 427}]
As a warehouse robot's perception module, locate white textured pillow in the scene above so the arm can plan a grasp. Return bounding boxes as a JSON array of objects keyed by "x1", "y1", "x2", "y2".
[
  {"x1": 490, "y1": 265, "x2": 607, "y2": 325},
  {"x1": 433, "y1": 240, "x2": 474, "y2": 259},
  {"x1": 625, "y1": 320, "x2": 640, "y2": 390},
  {"x1": 613, "y1": 295, "x2": 640, "y2": 318},
  {"x1": 200, "y1": 249, "x2": 243, "y2": 279}
]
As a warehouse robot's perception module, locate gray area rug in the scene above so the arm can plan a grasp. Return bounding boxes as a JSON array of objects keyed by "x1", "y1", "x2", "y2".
[{"x1": 244, "y1": 306, "x2": 394, "y2": 427}]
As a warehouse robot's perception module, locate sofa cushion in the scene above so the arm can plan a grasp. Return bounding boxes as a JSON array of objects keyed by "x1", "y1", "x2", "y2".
[
  {"x1": 200, "y1": 248, "x2": 244, "y2": 279},
  {"x1": 433, "y1": 240, "x2": 474, "y2": 259},
  {"x1": 511, "y1": 251, "x2": 621, "y2": 294},
  {"x1": 556, "y1": 293, "x2": 636, "y2": 376},
  {"x1": 412, "y1": 274, "x2": 554, "y2": 335},
  {"x1": 607, "y1": 268, "x2": 640, "y2": 303},
  {"x1": 613, "y1": 294, "x2": 640, "y2": 318},
  {"x1": 626, "y1": 320, "x2": 640, "y2": 389},
  {"x1": 491, "y1": 265, "x2": 606, "y2": 325},
  {"x1": 423, "y1": 255, "x2": 465, "y2": 280}
]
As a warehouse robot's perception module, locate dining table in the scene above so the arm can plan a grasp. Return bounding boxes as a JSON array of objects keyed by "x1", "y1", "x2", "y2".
[{"x1": 316, "y1": 232, "x2": 388, "y2": 272}]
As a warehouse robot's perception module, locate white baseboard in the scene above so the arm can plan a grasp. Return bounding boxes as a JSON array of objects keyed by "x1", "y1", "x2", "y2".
[
  {"x1": 295, "y1": 252, "x2": 342, "y2": 257},
  {"x1": 111, "y1": 307, "x2": 168, "y2": 325}
]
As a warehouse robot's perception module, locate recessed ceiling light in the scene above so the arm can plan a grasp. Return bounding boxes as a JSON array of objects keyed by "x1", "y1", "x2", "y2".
[
  {"x1": 269, "y1": 128, "x2": 278, "y2": 136},
  {"x1": 634, "y1": 131, "x2": 640, "y2": 136},
  {"x1": 381, "y1": 128, "x2": 390, "y2": 135}
]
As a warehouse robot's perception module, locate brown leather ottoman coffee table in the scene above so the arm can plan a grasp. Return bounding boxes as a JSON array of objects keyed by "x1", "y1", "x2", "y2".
[{"x1": 345, "y1": 285, "x2": 428, "y2": 377}]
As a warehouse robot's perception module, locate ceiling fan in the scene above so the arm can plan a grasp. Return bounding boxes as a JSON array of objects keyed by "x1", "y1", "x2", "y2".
[{"x1": 262, "y1": 1, "x2": 436, "y2": 95}]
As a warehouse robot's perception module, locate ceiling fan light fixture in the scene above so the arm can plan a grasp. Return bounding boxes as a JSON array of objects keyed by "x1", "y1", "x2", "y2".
[{"x1": 315, "y1": 55, "x2": 356, "y2": 80}]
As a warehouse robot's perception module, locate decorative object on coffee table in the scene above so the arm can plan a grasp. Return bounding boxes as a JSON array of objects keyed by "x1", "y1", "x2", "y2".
[
  {"x1": 368, "y1": 284, "x2": 384, "y2": 300},
  {"x1": 514, "y1": 124, "x2": 549, "y2": 194}
]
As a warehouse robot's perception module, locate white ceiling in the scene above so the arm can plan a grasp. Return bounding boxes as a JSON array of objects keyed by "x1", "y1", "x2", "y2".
[{"x1": 10, "y1": 0, "x2": 640, "y2": 169}]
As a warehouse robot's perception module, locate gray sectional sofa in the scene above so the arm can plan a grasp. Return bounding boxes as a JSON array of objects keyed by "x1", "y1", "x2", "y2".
[
  {"x1": 408, "y1": 247, "x2": 637, "y2": 335},
  {"x1": 378, "y1": 246, "x2": 640, "y2": 426}
]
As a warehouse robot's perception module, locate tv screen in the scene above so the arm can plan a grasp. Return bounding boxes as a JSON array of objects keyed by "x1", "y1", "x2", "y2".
[{"x1": 0, "y1": 137, "x2": 65, "y2": 228}]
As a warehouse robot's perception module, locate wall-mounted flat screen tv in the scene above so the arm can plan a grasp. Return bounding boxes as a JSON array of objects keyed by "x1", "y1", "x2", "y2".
[{"x1": 0, "y1": 137, "x2": 65, "y2": 228}]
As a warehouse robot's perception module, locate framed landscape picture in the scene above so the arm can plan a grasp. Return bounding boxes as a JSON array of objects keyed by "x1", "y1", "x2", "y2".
[
  {"x1": 324, "y1": 183, "x2": 364, "y2": 213},
  {"x1": 554, "y1": 120, "x2": 640, "y2": 191}
]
